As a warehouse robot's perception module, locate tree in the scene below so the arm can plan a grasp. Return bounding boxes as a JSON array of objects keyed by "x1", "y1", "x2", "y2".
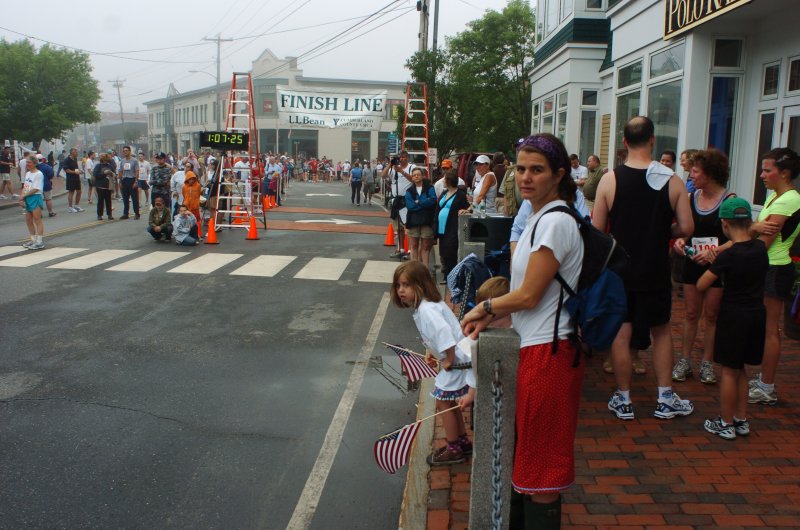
[
  {"x1": 0, "y1": 40, "x2": 100, "y2": 144},
  {"x1": 405, "y1": 0, "x2": 535, "y2": 155}
]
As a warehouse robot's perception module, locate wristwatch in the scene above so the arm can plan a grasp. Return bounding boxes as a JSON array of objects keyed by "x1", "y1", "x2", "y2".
[{"x1": 483, "y1": 298, "x2": 496, "y2": 317}]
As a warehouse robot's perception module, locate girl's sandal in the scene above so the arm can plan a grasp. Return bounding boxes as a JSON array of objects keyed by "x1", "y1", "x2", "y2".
[{"x1": 633, "y1": 359, "x2": 647, "y2": 375}]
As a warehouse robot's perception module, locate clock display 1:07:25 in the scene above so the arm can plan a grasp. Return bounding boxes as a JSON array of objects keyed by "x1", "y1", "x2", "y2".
[{"x1": 208, "y1": 133, "x2": 244, "y2": 144}]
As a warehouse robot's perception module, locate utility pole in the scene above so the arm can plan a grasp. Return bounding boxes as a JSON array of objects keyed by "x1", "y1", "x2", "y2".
[
  {"x1": 417, "y1": 0, "x2": 429, "y2": 52},
  {"x1": 431, "y1": 0, "x2": 440, "y2": 139},
  {"x1": 110, "y1": 78, "x2": 126, "y2": 144},
  {"x1": 203, "y1": 34, "x2": 233, "y2": 131}
]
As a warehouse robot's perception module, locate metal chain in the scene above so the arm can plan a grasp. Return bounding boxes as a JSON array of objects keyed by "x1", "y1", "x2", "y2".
[
  {"x1": 491, "y1": 359, "x2": 504, "y2": 530},
  {"x1": 458, "y1": 269, "x2": 472, "y2": 321}
]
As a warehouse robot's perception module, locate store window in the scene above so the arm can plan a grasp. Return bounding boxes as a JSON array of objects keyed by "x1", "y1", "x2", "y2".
[
  {"x1": 788, "y1": 57, "x2": 800, "y2": 94},
  {"x1": 763, "y1": 62, "x2": 780, "y2": 99},
  {"x1": 580, "y1": 90, "x2": 598, "y2": 163},
  {"x1": 713, "y1": 39, "x2": 743, "y2": 68},
  {"x1": 546, "y1": 0, "x2": 560, "y2": 35},
  {"x1": 582, "y1": 90, "x2": 598, "y2": 106},
  {"x1": 608, "y1": 0, "x2": 622, "y2": 7},
  {"x1": 560, "y1": 0, "x2": 573, "y2": 20},
  {"x1": 615, "y1": 91, "x2": 640, "y2": 164},
  {"x1": 707, "y1": 76, "x2": 739, "y2": 155},
  {"x1": 351, "y1": 131, "x2": 371, "y2": 162},
  {"x1": 618, "y1": 61, "x2": 642, "y2": 89},
  {"x1": 753, "y1": 112, "x2": 775, "y2": 205},
  {"x1": 650, "y1": 42, "x2": 685, "y2": 79},
  {"x1": 556, "y1": 92, "x2": 568, "y2": 142},
  {"x1": 542, "y1": 96, "x2": 554, "y2": 133},
  {"x1": 648, "y1": 80, "x2": 682, "y2": 159},
  {"x1": 532, "y1": 102, "x2": 540, "y2": 133},
  {"x1": 586, "y1": 0, "x2": 602, "y2": 9}
]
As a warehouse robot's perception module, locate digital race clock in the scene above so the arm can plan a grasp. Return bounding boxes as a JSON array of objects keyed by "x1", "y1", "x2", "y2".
[{"x1": 199, "y1": 131, "x2": 250, "y2": 150}]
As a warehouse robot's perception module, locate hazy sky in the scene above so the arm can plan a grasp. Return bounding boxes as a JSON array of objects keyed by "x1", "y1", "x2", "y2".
[{"x1": 0, "y1": 0, "x2": 503, "y2": 115}]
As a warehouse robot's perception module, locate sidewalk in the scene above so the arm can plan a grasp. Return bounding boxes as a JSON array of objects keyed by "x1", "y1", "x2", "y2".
[
  {"x1": 410, "y1": 290, "x2": 800, "y2": 529},
  {"x1": 0, "y1": 175, "x2": 67, "y2": 210}
]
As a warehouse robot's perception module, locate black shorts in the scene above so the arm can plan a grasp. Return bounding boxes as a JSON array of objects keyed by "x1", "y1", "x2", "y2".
[
  {"x1": 137, "y1": 179, "x2": 150, "y2": 191},
  {"x1": 714, "y1": 306, "x2": 765, "y2": 369},
  {"x1": 764, "y1": 263, "x2": 795, "y2": 301},
  {"x1": 66, "y1": 175, "x2": 81, "y2": 191},
  {"x1": 681, "y1": 259, "x2": 721, "y2": 288},
  {"x1": 626, "y1": 288, "x2": 672, "y2": 350}
]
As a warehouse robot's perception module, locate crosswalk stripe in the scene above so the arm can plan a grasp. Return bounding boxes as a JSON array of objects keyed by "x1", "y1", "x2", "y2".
[
  {"x1": 0, "y1": 247, "x2": 87, "y2": 267},
  {"x1": 47, "y1": 249, "x2": 140, "y2": 270},
  {"x1": 167, "y1": 253, "x2": 243, "y2": 274},
  {"x1": 106, "y1": 251, "x2": 189, "y2": 272},
  {"x1": 0, "y1": 246, "x2": 27, "y2": 258},
  {"x1": 293, "y1": 257, "x2": 350, "y2": 281},
  {"x1": 229, "y1": 255, "x2": 296, "y2": 277},
  {"x1": 358, "y1": 260, "x2": 400, "y2": 283}
]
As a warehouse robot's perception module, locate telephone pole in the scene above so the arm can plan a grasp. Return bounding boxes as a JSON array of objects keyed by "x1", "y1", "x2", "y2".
[
  {"x1": 110, "y1": 78, "x2": 126, "y2": 143},
  {"x1": 203, "y1": 34, "x2": 233, "y2": 130},
  {"x1": 417, "y1": 0, "x2": 429, "y2": 52}
]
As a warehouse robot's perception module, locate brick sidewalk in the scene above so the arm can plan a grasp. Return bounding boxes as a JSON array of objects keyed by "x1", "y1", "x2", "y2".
[{"x1": 423, "y1": 290, "x2": 800, "y2": 529}]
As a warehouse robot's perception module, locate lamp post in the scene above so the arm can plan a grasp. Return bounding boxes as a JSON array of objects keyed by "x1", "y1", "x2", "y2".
[{"x1": 189, "y1": 69, "x2": 221, "y2": 130}]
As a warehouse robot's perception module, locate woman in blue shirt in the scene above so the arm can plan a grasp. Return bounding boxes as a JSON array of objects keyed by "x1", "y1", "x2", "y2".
[{"x1": 349, "y1": 162, "x2": 363, "y2": 206}]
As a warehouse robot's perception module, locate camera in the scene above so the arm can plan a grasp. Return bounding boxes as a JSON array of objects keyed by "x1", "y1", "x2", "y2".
[{"x1": 390, "y1": 157, "x2": 399, "y2": 166}]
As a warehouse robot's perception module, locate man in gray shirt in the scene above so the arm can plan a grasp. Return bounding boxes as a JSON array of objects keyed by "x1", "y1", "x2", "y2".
[{"x1": 117, "y1": 145, "x2": 140, "y2": 219}]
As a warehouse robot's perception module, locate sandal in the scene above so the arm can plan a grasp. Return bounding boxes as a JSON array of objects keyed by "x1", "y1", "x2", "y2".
[
  {"x1": 633, "y1": 359, "x2": 647, "y2": 375},
  {"x1": 602, "y1": 359, "x2": 614, "y2": 374}
]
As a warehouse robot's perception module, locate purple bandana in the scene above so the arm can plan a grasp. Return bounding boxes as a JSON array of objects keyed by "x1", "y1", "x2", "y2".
[{"x1": 515, "y1": 135, "x2": 566, "y2": 173}]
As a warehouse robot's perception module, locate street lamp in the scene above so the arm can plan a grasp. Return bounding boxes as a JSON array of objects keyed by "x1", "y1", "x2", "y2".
[{"x1": 189, "y1": 69, "x2": 221, "y2": 131}]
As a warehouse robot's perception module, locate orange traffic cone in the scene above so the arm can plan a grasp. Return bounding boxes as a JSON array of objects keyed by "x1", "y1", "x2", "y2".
[
  {"x1": 232, "y1": 206, "x2": 246, "y2": 225},
  {"x1": 403, "y1": 233, "x2": 409, "y2": 252},
  {"x1": 205, "y1": 218, "x2": 219, "y2": 244},
  {"x1": 263, "y1": 196, "x2": 271, "y2": 210},
  {"x1": 246, "y1": 216, "x2": 260, "y2": 240},
  {"x1": 384, "y1": 223, "x2": 395, "y2": 246},
  {"x1": 269, "y1": 195, "x2": 276, "y2": 208}
]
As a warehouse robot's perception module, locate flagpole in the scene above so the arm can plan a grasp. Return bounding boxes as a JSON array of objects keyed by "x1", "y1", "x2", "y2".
[
  {"x1": 382, "y1": 342, "x2": 436, "y2": 362},
  {"x1": 381, "y1": 405, "x2": 461, "y2": 438}
]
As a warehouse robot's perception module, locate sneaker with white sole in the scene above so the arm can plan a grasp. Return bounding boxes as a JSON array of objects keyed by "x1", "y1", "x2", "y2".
[
  {"x1": 608, "y1": 392, "x2": 635, "y2": 420},
  {"x1": 0, "y1": 194, "x2": 6, "y2": 199},
  {"x1": 654, "y1": 391, "x2": 694, "y2": 419},
  {"x1": 733, "y1": 418, "x2": 750, "y2": 436},
  {"x1": 74, "y1": 206, "x2": 84, "y2": 212},
  {"x1": 704, "y1": 417, "x2": 736, "y2": 440},
  {"x1": 12, "y1": 193, "x2": 19, "y2": 198},
  {"x1": 699, "y1": 360, "x2": 717, "y2": 384},
  {"x1": 22, "y1": 241, "x2": 35, "y2": 249},
  {"x1": 67, "y1": 206, "x2": 77, "y2": 213},
  {"x1": 748, "y1": 384, "x2": 777, "y2": 405},
  {"x1": 29, "y1": 242, "x2": 45, "y2": 250},
  {"x1": 671, "y1": 358, "x2": 692, "y2": 382}
]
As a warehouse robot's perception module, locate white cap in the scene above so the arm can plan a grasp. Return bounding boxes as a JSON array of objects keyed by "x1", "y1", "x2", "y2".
[{"x1": 475, "y1": 155, "x2": 491, "y2": 164}]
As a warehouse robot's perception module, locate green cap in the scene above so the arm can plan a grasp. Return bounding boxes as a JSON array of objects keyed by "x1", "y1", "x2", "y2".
[{"x1": 719, "y1": 196, "x2": 752, "y2": 219}]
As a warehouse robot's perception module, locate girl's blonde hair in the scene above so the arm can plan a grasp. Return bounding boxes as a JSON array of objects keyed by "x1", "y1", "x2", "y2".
[
  {"x1": 390, "y1": 261, "x2": 441, "y2": 308},
  {"x1": 475, "y1": 276, "x2": 510, "y2": 304}
]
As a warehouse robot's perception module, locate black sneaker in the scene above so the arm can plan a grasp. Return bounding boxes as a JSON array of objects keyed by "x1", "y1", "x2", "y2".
[
  {"x1": 134, "y1": 214, "x2": 141, "y2": 220},
  {"x1": 48, "y1": 212, "x2": 57, "y2": 217},
  {"x1": 120, "y1": 215, "x2": 129, "y2": 220}
]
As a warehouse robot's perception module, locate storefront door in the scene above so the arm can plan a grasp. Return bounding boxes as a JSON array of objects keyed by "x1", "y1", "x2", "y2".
[{"x1": 780, "y1": 105, "x2": 800, "y2": 152}]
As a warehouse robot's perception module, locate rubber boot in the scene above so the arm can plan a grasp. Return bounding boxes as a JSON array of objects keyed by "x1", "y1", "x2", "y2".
[
  {"x1": 523, "y1": 495, "x2": 561, "y2": 530},
  {"x1": 508, "y1": 491, "x2": 525, "y2": 530}
]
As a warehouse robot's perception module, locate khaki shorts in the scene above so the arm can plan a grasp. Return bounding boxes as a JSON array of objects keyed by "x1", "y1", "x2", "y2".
[
  {"x1": 43, "y1": 190, "x2": 52, "y2": 200},
  {"x1": 407, "y1": 225, "x2": 434, "y2": 239},
  {"x1": 391, "y1": 216, "x2": 405, "y2": 233}
]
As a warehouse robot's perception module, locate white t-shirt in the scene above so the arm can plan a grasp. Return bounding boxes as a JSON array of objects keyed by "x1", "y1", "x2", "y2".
[
  {"x1": 138, "y1": 160, "x2": 151, "y2": 180},
  {"x1": 473, "y1": 171, "x2": 497, "y2": 213},
  {"x1": 388, "y1": 163, "x2": 416, "y2": 196},
  {"x1": 570, "y1": 165, "x2": 588, "y2": 181},
  {"x1": 413, "y1": 300, "x2": 469, "y2": 392},
  {"x1": 171, "y1": 171, "x2": 186, "y2": 203},
  {"x1": 434, "y1": 177, "x2": 466, "y2": 199},
  {"x1": 84, "y1": 158, "x2": 95, "y2": 180},
  {"x1": 510, "y1": 200, "x2": 583, "y2": 348},
  {"x1": 23, "y1": 170, "x2": 44, "y2": 195}
]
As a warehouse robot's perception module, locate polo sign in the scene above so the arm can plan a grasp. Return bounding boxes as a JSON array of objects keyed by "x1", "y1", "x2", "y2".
[
  {"x1": 277, "y1": 87, "x2": 386, "y2": 130},
  {"x1": 664, "y1": 0, "x2": 751, "y2": 40}
]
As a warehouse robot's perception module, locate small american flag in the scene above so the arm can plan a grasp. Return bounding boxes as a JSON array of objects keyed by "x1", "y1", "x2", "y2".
[
  {"x1": 385, "y1": 343, "x2": 438, "y2": 383},
  {"x1": 374, "y1": 421, "x2": 421, "y2": 474}
]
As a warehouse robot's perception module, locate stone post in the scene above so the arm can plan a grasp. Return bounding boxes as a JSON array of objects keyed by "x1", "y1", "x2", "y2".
[
  {"x1": 469, "y1": 328, "x2": 519, "y2": 530},
  {"x1": 458, "y1": 214, "x2": 485, "y2": 263}
]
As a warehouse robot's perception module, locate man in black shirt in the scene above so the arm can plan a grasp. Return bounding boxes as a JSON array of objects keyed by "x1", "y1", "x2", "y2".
[
  {"x1": 592, "y1": 116, "x2": 694, "y2": 421},
  {"x1": 63, "y1": 148, "x2": 84, "y2": 212},
  {"x1": 0, "y1": 146, "x2": 16, "y2": 199}
]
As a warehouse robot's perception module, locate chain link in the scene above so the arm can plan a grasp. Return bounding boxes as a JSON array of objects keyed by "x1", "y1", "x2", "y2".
[
  {"x1": 458, "y1": 270, "x2": 472, "y2": 321},
  {"x1": 491, "y1": 359, "x2": 503, "y2": 530}
]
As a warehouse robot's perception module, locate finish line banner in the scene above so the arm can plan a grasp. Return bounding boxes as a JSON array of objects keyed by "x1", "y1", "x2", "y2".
[{"x1": 276, "y1": 87, "x2": 386, "y2": 130}]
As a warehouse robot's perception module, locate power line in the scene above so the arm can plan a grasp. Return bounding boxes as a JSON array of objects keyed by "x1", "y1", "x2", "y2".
[{"x1": 221, "y1": 0, "x2": 311, "y2": 62}]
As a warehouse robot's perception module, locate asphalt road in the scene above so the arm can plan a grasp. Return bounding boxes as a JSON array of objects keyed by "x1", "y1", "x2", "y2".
[{"x1": 0, "y1": 181, "x2": 420, "y2": 529}]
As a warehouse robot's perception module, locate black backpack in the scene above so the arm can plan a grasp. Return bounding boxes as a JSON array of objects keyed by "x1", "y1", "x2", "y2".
[{"x1": 531, "y1": 205, "x2": 629, "y2": 366}]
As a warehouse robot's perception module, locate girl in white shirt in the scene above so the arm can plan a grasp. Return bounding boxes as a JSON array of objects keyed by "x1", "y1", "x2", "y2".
[
  {"x1": 391, "y1": 261, "x2": 473, "y2": 466},
  {"x1": 20, "y1": 155, "x2": 46, "y2": 249}
]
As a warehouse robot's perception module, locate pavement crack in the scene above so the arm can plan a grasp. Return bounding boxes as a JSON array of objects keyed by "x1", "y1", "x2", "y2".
[{"x1": 1, "y1": 396, "x2": 296, "y2": 440}]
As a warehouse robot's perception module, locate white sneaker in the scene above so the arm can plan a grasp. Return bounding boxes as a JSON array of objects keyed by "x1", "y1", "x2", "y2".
[
  {"x1": 12, "y1": 193, "x2": 19, "y2": 198},
  {"x1": 30, "y1": 242, "x2": 45, "y2": 250},
  {"x1": 22, "y1": 241, "x2": 34, "y2": 249},
  {"x1": 0, "y1": 194, "x2": 6, "y2": 199},
  {"x1": 74, "y1": 206, "x2": 85, "y2": 212},
  {"x1": 67, "y1": 206, "x2": 77, "y2": 213}
]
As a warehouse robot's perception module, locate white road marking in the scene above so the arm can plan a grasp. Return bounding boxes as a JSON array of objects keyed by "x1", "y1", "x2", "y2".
[
  {"x1": 293, "y1": 257, "x2": 349, "y2": 281},
  {"x1": 358, "y1": 260, "x2": 400, "y2": 283},
  {"x1": 0, "y1": 247, "x2": 86, "y2": 267},
  {"x1": 167, "y1": 253, "x2": 243, "y2": 274},
  {"x1": 0, "y1": 246, "x2": 28, "y2": 258},
  {"x1": 295, "y1": 218, "x2": 360, "y2": 225},
  {"x1": 106, "y1": 251, "x2": 189, "y2": 272},
  {"x1": 285, "y1": 292, "x2": 390, "y2": 530},
  {"x1": 47, "y1": 249, "x2": 139, "y2": 270},
  {"x1": 229, "y1": 255, "x2": 296, "y2": 277}
]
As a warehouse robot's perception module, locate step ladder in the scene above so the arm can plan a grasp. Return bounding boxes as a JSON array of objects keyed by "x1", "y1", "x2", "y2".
[
  {"x1": 214, "y1": 72, "x2": 265, "y2": 230},
  {"x1": 402, "y1": 82, "x2": 430, "y2": 176}
]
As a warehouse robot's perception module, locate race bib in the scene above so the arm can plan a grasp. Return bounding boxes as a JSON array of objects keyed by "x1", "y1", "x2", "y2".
[
  {"x1": 123, "y1": 163, "x2": 131, "y2": 171},
  {"x1": 22, "y1": 182, "x2": 31, "y2": 193},
  {"x1": 691, "y1": 236, "x2": 718, "y2": 254}
]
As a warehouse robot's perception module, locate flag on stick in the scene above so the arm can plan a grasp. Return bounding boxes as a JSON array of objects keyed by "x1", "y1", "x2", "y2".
[
  {"x1": 384, "y1": 343, "x2": 438, "y2": 383},
  {"x1": 374, "y1": 422, "x2": 421, "y2": 474}
]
